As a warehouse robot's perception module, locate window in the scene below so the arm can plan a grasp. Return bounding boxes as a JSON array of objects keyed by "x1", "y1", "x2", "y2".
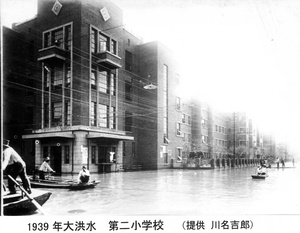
[
  {"x1": 44, "y1": 67, "x2": 51, "y2": 89},
  {"x1": 52, "y1": 102, "x2": 62, "y2": 127},
  {"x1": 90, "y1": 102, "x2": 96, "y2": 126},
  {"x1": 176, "y1": 123, "x2": 182, "y2": 136},
  {"x1": 53, "y1": 65, "x2": 63, "y2": 86},
  {"x1": 44, "y1": 32, "x2": 51, "y2": 48},
  {"x1": 65, "y1": 101, "x2": 71, "y2": 126},
  {"x1": 188, "y1": 116, "x2": 191, "y2": 125},
  {"x1": 91, "y1": 28, "x2": 97, "y2": 53},
  {"x1": 91, "y1": 68, "x2": 96, "y2": 89},
  {"x1": 125, "y1": 111, "x2": 132, "y2": 132},
  {"x1": 110, "y1": 72, "x2": 116, "y2": 96},
  {"x1": 65, "y1": 25, "x2": 71, "y2": 50},
  {"x1": 177, "y1": 148, "x2": 182, "y2": 162},
  {"x1": 239, "y1": 140, "x2": 246, "y2": 147},
  {"x1": 111, "y1": 39, "x2": 117, "y2": 55},
  {"x1": 98, "y1": 104, "x2": 108, "y2": 128},
  {"x1": 99, "y1": 33, "x2": 109, "y2": 52},
  {"x1": 99, "y1": 71, "x2": 108, "y2": 93},
  {"x1": 43, "y1": 25, "x2": 71, "y2": 50},
  {"x1": 125, "y1": 80, "x2": 132, "y2": 100},
  {"x1": 66, "y1": 64, "x2": 71, "y2": 86},
  {"x1": 44, "y1": 103, "x2": 49, "y2": 127},
  {"x1": 64, "y1": 146, "x2": 70, "y2": 164},
  {"x1": 202, "y1": 135, "x2": 208, "y2": 144},
  {"x1": 182, "y1": 114, "x2": 186, "y2": 124},
  {"x1": 110, "y1": 106, "x2": 116, "y2": 129},
  {"x1": 125, "y1": 50, "x2": 133, "y2": 71},
  {"x1": 53, "y1": 28, "x2": 63, "y2": 48},
  {"x1": 91, "y1": 146, "x2": 96, "y2": 164}
]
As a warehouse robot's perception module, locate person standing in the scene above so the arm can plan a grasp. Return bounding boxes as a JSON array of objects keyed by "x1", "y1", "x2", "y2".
[
  {"x1": 275, "y1": 157, "x2": 280, "y2": 168},
  {"x1": 39, "y1": 157, "x2": 55, "y2": 179},
  {"x1": 281, "y1": 158, "x2": 285, "y2": 168},
  {"x1": 78, "y1": 166, "x2": 90, "y2": 184},
  {"x1": 2, "y1": 139, "x2": 31, "y2": 194}
]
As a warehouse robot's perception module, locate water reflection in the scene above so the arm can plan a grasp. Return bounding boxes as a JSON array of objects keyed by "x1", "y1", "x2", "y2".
[{"x1": 40, "y1": 165, "x2": 300, "y2": 216}]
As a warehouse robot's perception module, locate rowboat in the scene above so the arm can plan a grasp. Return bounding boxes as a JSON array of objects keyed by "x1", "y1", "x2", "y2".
[
  {"x1": 29, "y1": 177, "x2": 75, "y2": 189},
  {"x1": 251, "y1": 174, "x2": 268, "y2": 179},
  {"x1": 29, "y1": 177, "x2": 100, "y2": 190},
  {"x1": 68, "y1": 180, "x2": 100, "y2": 191},
  {"x1": 3, "y1": 189, "x2": 52, "y2": 216}
]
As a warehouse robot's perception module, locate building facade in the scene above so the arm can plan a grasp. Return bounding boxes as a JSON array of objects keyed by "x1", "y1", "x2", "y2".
[{"x1": 3, "y1": 0, "x2": 188, "y2": 174}]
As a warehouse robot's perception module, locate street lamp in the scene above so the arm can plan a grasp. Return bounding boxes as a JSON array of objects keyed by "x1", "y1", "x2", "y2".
[{"x1": 143, "y1": 83, "x2": 157, "y2": 90}]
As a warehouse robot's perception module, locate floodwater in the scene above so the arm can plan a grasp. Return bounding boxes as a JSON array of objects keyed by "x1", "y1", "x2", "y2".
[{"x1": 40, "y1": 163, "x2": 300, "y2": 216}]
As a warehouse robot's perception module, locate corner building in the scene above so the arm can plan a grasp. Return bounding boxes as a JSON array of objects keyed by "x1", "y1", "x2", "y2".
[{"x1": 11, "y1": 0, "x2": 187, "y2": 173}]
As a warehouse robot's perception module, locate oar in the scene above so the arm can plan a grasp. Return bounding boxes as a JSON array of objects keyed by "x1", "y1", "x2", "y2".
[{"x1": 7, "y1": 175, "x2": 47, "y2": 215}]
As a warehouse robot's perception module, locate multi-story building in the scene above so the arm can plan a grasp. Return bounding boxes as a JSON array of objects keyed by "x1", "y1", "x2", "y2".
[
  {"x1": 3, "y1": 0, "x2": 188, "y2": 173},
  {"x1": 2, "y1": 26, "x2": 37, "y2": 170},
  {"x1": 3, "y1": 0, "x2": 286, "y2": 173},
  {"x1": 191, "y1": 101, "x2": 230, "y2": 159}
]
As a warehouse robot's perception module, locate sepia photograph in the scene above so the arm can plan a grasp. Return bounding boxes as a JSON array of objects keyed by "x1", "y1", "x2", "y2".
[{"x1": 1, "y1": 0, "x2": 300, "y2": 232}]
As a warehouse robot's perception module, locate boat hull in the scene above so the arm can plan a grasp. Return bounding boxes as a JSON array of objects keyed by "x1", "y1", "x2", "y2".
[
  {"x1": 68, "y1": 181, "x2": 100, "y2": 190},
  {"x1": 251, "y1": 174, "x2": 268, "y2": 179},
  {"x1": 29, "y1": 178, "x2": 100, "y2": 190},
  {"x1": 3, "y1": 190, "x2": 52, "y2": 216}
]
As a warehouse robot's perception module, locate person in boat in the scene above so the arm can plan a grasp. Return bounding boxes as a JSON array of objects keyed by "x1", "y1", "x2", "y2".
[
  {"x1": 257, "y1": 166, "x2": 267, "y2": 175},
  {"x1": 78, "y1": 166, "x2": 90, "y2": 184},
  {"x1": 2, "y1": 139, "x2": 32, "y2": 194},
  {"x1": 39, "y1": 157, "x2": 55, "y2": 179}
]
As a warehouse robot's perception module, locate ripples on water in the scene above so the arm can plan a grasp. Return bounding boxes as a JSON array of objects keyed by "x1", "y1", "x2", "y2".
[{"x1": 40, "y1": 164, "x2": 300, "y2": 216}]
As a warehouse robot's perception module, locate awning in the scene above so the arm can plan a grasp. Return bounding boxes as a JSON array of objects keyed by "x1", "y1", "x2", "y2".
[
  {"x1": 87, "y1": 132, "x2": 134, "y2": 140},
  {"x1": 22, "y1": 132, "x2": 75, "y2": 139}
]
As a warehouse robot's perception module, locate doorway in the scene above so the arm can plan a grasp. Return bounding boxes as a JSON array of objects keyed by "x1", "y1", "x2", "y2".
[{"x1": 50, "y1": 146, "x2": 62, "y2": 174}]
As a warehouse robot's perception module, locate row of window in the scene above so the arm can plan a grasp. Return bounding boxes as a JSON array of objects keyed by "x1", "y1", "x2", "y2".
[
  {"x1": 91, "y1": 67, "x2": 116, "y2": 95},
  {"x1": 43, "y1": 24, "x2": 72, "y2": 50},
  {"x1": 90, "y1": 102, "x2": 116, "y2": 129},
  {"x1": 44, "y1": 102, "x2": 70, "y2": 128},
  {"x1": 215, "y1": 124, "x2": 227, "y2": 134},
  {"x1": 182, "y1": 113, "x2": 191, "y2": 125},
  {"x1": 215, "y1": 139, "x2": 228, "y2": 148},
  {"x1": 91, "y1": 28, "x2": 117, "y2": 55},
  {"x1": 44, "y1": 64, "x2": 71, "y2": 89}
]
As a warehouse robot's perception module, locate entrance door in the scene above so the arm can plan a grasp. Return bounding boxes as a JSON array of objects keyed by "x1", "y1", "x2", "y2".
[
  {"x1": 51, "y1": 146, "x2": 62, "y2": 174},
  {"x1": 98, "y1": 146, "x2": 111, "y2": 172}
]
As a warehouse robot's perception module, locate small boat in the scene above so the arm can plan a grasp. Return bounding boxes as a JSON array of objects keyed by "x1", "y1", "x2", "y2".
[
  {"x1": 68, "y1": 180, "x2": 100, "y2": 191},
  {"x1": 29, "y1": 177, "x2": 75, "y2": 189},
  {"x1": 251, "y1": 174, "x2": 268, "y2": 179},
  {"x1": 29, "y1": 177, "x2": 100, "y2": 190},
  {"x1": 3, "y1": 189, "x2": 52, "y2": 216}
]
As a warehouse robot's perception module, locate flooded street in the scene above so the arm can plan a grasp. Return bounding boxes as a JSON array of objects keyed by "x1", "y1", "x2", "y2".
[{"x1": 41, "y1": 164, "x2": 300, "y2": 216}]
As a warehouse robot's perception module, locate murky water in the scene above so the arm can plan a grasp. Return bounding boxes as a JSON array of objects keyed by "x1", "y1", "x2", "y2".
[{"x1": 39, "y1": 163, "x2": 300, "y2": 216}]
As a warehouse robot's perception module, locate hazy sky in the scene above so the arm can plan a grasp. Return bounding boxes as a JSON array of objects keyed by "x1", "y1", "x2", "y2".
[{"x1": 2, "y1": 0, "x2": 300, "y2": 153}]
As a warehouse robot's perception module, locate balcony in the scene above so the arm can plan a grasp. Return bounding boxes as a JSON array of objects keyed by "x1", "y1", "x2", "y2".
[
  {"x1": 94, "y1": 51, "x2": 122, "y2": 69},
  {"x1": 38, "y1": 46, "x2": 70, "y2": 62}
]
